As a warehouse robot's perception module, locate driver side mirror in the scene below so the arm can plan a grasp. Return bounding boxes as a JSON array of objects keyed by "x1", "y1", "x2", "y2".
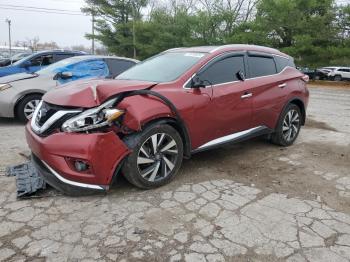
[
  {"x1": 53, "y1": 71, "x2": 73, "y2": 80},
  {"x1": 236, "y1": 70, "x2": 245, "y2": 81},
  {"x1": 191, "y1": 75, "x2": 206, "y2": 88}
]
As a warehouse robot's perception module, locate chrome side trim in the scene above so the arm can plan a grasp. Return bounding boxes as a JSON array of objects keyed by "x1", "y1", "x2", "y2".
[
  {"x1": 197, "y1": 126, "x2": 264, "y2": 150},
  {"x1": 31, "y1": 101, "x2": 81, "y2": 134},
  {"x1": 41, "y1": 160, "x2": 105, "y2": 190}
]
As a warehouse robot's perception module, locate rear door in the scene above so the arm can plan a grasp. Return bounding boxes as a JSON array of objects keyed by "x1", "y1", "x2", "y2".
[
  {"x1": 339, "y1": 68, "x2": 350, "y2": 79},
  {"x1": 247, "y1": 53, "x2": 294, "y2": 129}
]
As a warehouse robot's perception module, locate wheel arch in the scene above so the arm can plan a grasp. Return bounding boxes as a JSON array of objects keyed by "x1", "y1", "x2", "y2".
[
  {"x1": 14, "y1": 92, "x2": 44, "y2": 117},
  {"x1": 140, "y1": 117, "x2": 192, "y2": 159},
  {"x1": 287, "y1": 98, "x2": 306, "y2": 126}
]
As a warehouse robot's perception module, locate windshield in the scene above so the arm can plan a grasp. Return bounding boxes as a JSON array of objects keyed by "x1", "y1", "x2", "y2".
[
  {"x1": 116, "y1": 52, "x2": 206, "y2": 82},
  {"x1": 37, "y1": 56, "x2": 87, "y2": 75}
]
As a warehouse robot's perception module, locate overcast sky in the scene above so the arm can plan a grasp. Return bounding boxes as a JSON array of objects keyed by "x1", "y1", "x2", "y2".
[
  {"x1": 0, "y1": 0, "x2": 92, "y2": 48},
  {"x1": 0, "y1": 0, "x2": 349, "y2": 49}
]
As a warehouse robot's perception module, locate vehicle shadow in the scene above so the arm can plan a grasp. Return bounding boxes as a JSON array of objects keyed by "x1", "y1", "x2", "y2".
[
  {"x1": 0, "y1": 117, "x2": 23, "y2": 126},
  {"x1": 108, "y1": 137, "x2": 276, "y2": 196}
]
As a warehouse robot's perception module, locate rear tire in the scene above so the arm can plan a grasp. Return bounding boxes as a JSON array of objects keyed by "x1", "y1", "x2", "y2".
[
  {"x1": 122, "y1": 123, "x2": 183, "y2": 189},
  {"x1": 271, "y1": 104, "x2": 302, "y2": 146},
  {"x1": 16, "y1": 94, "x2": 42, "y2": 122}
]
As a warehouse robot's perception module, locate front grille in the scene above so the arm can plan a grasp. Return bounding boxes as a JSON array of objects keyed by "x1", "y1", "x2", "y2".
[
  {"x1": 35, "y1": 102, "x2": 60, "y2": 127},
  {"x1": 32, "y1": 101, "x2": 82, "y2": 137}
]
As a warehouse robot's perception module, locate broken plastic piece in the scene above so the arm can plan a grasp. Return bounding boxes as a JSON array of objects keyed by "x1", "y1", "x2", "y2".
[{"x1": 6, "y1": 162, "x2": 46, "y2": 198}]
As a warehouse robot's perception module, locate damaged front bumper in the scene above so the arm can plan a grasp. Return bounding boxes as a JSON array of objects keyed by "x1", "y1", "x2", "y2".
[{"x1": 25, "y1": 123, "x2": 130, "y2": 195}]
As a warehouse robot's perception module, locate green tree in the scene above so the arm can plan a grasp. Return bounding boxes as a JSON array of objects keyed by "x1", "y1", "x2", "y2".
[
  {"x1": 83, "y1": 0, "x2": 350, "y2": 67},
  {"x1": 82, "y1": 0, "x2": 148, "y2": 58}
]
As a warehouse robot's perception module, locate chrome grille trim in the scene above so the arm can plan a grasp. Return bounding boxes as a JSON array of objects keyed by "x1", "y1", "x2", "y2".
[{"x1": 31, "y1": 101, "x2": 81, "y2": 135}]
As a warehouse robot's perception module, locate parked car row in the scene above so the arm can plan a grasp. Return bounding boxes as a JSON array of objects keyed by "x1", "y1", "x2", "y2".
[
  {"x1": 298, "y1": 66, "x2": 350, "y2": 81},
  {"x1": 0, "y1": 53, "x2": 138, "y2": 121},
  {"x1": 0, "y1": 52, "x2": 32, "y2": 67},
  {"x1": 0, "y1": 50, "x2": 88, "y2": 77}
]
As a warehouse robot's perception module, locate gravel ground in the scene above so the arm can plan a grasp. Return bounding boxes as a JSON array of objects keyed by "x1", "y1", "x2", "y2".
[{"x1": 0, "y1": 86, "x2": 350, "y2": 262}]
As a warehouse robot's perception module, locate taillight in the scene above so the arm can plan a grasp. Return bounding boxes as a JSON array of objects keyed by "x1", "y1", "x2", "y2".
[{"x1": 301, "y1": 74, "x2": 309, "y2": 83}]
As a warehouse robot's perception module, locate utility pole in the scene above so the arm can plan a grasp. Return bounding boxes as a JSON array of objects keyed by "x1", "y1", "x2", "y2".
[
  {"x1": 5, "y1": 18, "x2": 11, "y2": 58},
  {"x1": 132, "y1": 4, "x2": 136, "y2": 59},
  {"x1": 91, "y1": 13, "x2": 95, "y2": 54}
]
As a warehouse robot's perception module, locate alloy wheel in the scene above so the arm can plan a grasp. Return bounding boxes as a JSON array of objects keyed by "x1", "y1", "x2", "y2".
[
  {"x1": 137, "y1": 133, "x2": 179, "y2": 182},
  {"x1": 282, "y1": 109, "x2": 300, "y2": 142},
  {"x1": 24, "y1": 99, "x2": 40, "y2": 120}
]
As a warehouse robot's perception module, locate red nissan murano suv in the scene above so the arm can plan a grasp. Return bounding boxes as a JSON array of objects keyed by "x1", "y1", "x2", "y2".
[{"x1": 26, "y1": 45, "x2": 309, "y2": 195}]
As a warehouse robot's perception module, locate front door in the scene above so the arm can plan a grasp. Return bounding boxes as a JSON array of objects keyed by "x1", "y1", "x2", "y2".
[{"x1": 193, "y1": 53, "x2": 253, "y2": 148}]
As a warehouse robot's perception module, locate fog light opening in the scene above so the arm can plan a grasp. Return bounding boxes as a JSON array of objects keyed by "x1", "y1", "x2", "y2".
[{"x1": 74, "y1": 160, "x2": 90, "y2": 172}]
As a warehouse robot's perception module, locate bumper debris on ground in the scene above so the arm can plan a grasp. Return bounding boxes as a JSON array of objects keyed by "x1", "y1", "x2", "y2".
[{"x1": 5, "y1": 162, "x2": 46, "y2": 198}]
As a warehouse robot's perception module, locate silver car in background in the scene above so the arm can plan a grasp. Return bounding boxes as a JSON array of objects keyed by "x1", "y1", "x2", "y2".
[{"x1": 0, "y1": 55, "x2": 138, "y2": 121}]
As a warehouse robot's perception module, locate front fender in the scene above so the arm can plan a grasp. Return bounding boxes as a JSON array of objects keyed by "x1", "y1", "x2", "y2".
[{"x1": 118, "y1": 95, "x2": 173, "y2": 131}]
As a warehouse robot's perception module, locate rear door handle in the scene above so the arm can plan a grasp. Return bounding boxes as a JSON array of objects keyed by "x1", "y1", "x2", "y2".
[
  {"x1": 278, "y1": 83, "x2": 287, "y2": 88},
  {"x1": 241, "y1": 92, "x2": 253, "y2": 99}
]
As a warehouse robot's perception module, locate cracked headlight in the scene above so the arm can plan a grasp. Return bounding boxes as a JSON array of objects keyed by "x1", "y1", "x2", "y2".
[
  {"x1": 61, "y1": 98, "x2": 124, "y2": 133},
  {"x1": 0, "y1": 83, "x2": 11, "y2": 91}
]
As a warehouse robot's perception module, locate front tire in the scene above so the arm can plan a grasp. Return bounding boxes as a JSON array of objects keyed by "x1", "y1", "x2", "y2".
[
  {"x1": 334, "y1": 75, "x2": 342, "y2": 82},
  {"x1": 122, "y1": 123, "x2": 184, "y2": 189},
  {"x1": 271, "y1": 104, "x2": 302, "y2": 146},
  {"x1": 16, "y1": 94, "x2": 42, "y2": 122}
]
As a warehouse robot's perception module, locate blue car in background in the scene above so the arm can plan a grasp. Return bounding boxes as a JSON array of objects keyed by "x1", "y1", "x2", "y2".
[
  {"x1": 0, "y1": 55, "x2": 138, "y2": 121},
  {"x1": 0, "y1": 50, "x2": 86, "y2": 77}
]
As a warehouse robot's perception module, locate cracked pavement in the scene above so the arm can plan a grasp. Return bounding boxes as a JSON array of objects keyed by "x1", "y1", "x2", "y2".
[{"x1": 1, "y1": 86, "x2": 350, "y2": 261}]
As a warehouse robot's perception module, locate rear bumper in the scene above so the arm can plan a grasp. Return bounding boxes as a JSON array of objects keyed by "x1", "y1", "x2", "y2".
[{"x1": 25, "y1": 123, "x2": 130, "y2": 194}]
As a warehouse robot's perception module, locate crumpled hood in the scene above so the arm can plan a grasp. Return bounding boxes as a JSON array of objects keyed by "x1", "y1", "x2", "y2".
[
  {"x1": 43, "y1": 79, "x2": 158, "y2": 108},
  {"x1": 0, "y1": 72, "x2": 38, "y2": 84}
]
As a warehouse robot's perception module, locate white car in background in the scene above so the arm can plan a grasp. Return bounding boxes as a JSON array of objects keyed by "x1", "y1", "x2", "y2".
[{"x1": 327, "y1": 67, "x2": 350, "y2": 81}]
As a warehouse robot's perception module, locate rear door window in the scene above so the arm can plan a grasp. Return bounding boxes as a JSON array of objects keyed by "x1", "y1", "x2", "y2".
[
  {"x1": 198, "y1": 55, "x2": 245, "y2": 85},
  {"x1": 248, "y1": 56, "x2": 277, "y2": 78}
]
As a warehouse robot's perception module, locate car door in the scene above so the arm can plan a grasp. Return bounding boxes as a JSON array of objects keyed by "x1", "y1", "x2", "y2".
[
  {"x1": 105, "y1": 58, "x2": 136, "y2": 78},
  {"x1": 193, "y1": 53, "x2": 253, "y2": 145},
  {"x1": 345, "y1": 69, "x2": 350, "y2": 79},
  {"x1": 247, "y1": 53, "x2": 290, "y2": 129},
  {"x1": 339, "y1": 68, "x2": 350, "y2": 79}
]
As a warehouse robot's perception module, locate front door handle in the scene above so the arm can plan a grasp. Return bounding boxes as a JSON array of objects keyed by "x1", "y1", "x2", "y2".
[
  {"x1": 241, "y1": 92, "x2": 253, "y2": 99},
  {"x1": 278, "y1": 83, "x2": 287, "y2": 88}
]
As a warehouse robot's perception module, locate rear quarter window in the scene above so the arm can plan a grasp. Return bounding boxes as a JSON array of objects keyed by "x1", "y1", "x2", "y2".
[
  {"x1": 55, "y1": 54, "x2": 75, "y2": 62},
  {"x1": 248, "y1": 56, "x2": 277, "y2": 78},
  {"x1": 274, "y1": 56, "x2": 295, "y2": 72}
]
